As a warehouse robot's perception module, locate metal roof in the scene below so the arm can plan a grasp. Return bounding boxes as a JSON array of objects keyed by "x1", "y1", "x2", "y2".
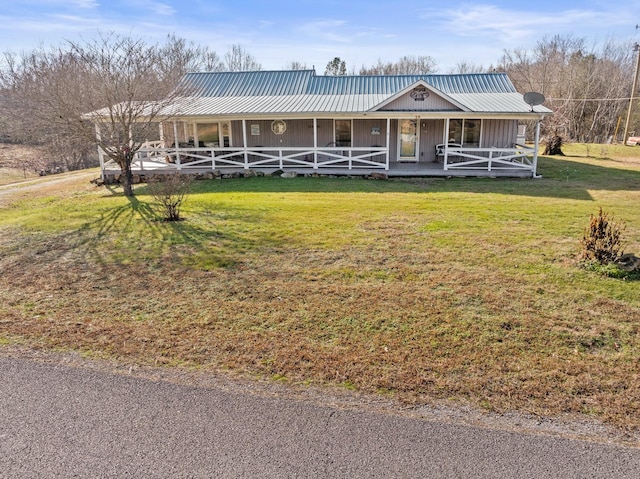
[
  {"x1": 173, "y1": 70, "x2": 552, "y2": 116},
  {"x1": 184, "y1": 70, "x2": 314, "y2": 97},
  {"x1": 183, "y1": 70, "x2": 519, "y2": 96}
]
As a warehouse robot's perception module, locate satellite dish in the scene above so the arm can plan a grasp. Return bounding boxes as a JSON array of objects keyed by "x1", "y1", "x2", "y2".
[{"x1": 523, "y1": 92, "x2": 545, "y2": 112}]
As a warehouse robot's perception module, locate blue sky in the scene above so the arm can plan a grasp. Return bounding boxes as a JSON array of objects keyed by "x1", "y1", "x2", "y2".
[{"x1": 1, "y1": 0, "x2": 638, "y2": 72}]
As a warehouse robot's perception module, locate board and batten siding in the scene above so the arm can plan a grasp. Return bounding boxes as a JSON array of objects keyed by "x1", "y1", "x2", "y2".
[
  {"x1": 316, "y1": 119, "x2": 334, "y2": 147},
  {"x1": 236, "y1": 119, "x2": 389, "y2": 149},
  {"x1": 419, "y1": 119, "x2": 445, "y2": 162},
  {"x1": 387, "y1": 119, "x2": 446, "y2": 163},
  {"x1": 481, "y1": 119, "x2": 519, "y2": 148},
  {"x1": 380, "y1": 91, "x2": 460, "y2": 112},
  {"x1": 230, "y1": 121, "x2": 243, "y2": 147},
  {"x1": 241, "y1": 119, "x2": 314, "y2": 148},
  {"x1": 352, "y1": 119, "x2": 387, "y2": 148},
  {"x1": 388, "y1": 120, "x2": 398, "y2": 161},
  {"x1": 200, "y1": 118, "x2": 518, "y2": 163}
]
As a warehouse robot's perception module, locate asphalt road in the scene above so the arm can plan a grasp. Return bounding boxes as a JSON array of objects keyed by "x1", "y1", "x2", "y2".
[{"x1": 1, "y1": 356, "x2": 639, "y2": 478}]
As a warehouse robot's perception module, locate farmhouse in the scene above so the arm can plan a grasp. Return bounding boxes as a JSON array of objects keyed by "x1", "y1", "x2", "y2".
[{"x1": 98, "y1": 70, "x2": 552, "y2": 179}]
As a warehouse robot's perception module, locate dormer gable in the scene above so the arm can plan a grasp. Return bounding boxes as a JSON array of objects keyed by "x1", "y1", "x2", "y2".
[{"x1": 372, "y1": 80, "x2": 466, "y2": 112}]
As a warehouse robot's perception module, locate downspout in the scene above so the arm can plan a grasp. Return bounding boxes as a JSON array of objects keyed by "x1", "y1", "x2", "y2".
[{"x1": 533, "y1": 118, "x2": 541, "y2": 178}]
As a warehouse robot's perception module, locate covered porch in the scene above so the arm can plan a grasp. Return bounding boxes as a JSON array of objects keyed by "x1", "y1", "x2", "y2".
[
  {"x1": 99, "y1": 116, "x2": 542, "y2": 180},
  {"x1": 102, "y1": 143, "x2": 538, "y2": 179}
]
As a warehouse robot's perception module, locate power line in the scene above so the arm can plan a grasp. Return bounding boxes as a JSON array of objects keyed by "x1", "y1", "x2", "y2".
[{"x1": 546, "y1": 97, "x2": 639, "y2": 102}]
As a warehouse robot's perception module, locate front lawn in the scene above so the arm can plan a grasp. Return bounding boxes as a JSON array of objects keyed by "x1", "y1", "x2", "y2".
[{"x1": 1, "y1": 149, "x2": 639, "y2": 431}]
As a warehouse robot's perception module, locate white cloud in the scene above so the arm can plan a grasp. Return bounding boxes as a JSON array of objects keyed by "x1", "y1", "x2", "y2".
[
  {"x1": 423, "y1": 4, "x2": 627, "y2": 44},
  {"x1": 69, "y1": 0, "x2": 99, "y2": 7},
  {"x1": 1, "y1": 14, "x2": 99, "y2": 35},
  {"x1": 297, "y1": 19, "x2": 352, "y2": 43},
  {"x1": 150, "y1": 2, "x2": 175, "y2": 16}
]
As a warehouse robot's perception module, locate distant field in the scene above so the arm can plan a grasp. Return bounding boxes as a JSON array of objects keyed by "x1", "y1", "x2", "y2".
[
  {"x1": 0, "y1": 143, "x2": 48, "y2": 185},
  {"x1": 1, "y1": 145, "x2": 639, "y2": 433},
  {"x1": 561, "y1": 142, "x2": 640, "y2": 161}
]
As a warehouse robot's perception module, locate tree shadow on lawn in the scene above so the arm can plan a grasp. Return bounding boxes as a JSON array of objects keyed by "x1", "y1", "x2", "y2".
[
  {"x1": 73, "y1": 194, "x2": 280, "y2": 270},
  {"x1": 425, "y1": 157, "x2": 640, "y2": 201},
  {"x1": 160, "y1": 156, "x2": 640, "y2": 201}
]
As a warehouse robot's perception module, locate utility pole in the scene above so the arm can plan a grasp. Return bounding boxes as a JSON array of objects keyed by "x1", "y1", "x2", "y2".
[{"x1": 623, "y1": 27, "x2": 640, "y2": 145}]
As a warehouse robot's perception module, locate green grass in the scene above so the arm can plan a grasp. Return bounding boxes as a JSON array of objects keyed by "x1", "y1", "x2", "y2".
[
  {"x1": 1, "y1": 149, "x2": 640, "y2": 431},
  {"x1": 561, "y1": 142, "x2": 640, "y2": 160}
]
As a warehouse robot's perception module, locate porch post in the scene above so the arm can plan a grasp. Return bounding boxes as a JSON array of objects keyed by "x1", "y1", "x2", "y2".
[
  {"x1": 173, "y1": 121, "x2": 180, "y2": 171},
  {"x1": 533, "y1": 118, "x2": 541, "y2": 177},
  {"x1": 95, "y1": 123, "x2": 104, "y2": 180},
  {"x1": 385, "y1": 118, "x2": 391, "y2": 170},
  {"x1": 242, "y1": 119, "x2": 249, "y2": 168},
  {"x1": 182, "y1": 123, "x2": 189, "y2": 144},
  {"x1": 313, "y1": 118, "x2": 318, "y2": 169},
  {"x1": 443, "y1": 118, "x2": 451, "y2": 171},
  {"x1": 173, "y1": 121, "x2": 179, "y2": 144},
  {"x1": 159, "y1": 123, "x2": 164, "y2": 147}
]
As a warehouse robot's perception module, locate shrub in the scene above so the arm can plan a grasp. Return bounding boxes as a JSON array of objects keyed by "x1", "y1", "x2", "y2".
[
  {"x1": 579, "y1": 208, "x2": 625, "y2": 264},
  {"x1": 543, "y1": 132, "x2": 564, "y2": 156},
  {"x1": 147, "y1": 173, "x2": 192, "y2": 221}
]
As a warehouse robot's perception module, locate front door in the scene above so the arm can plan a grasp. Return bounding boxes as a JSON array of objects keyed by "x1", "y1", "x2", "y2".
[{"x1": 398, "y1": 119, "x2": 419, "y2": 162}]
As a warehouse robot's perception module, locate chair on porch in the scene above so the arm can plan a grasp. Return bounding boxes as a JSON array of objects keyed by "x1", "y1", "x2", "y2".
[
  {"x1": 370, "y1": 145, "x2": 382, "y2": 162},
  {"x1": 435, "y1": 143, "x2": 462, "y2": 163}
]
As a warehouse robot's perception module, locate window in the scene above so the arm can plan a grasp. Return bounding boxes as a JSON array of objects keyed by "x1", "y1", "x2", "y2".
[
  {"x1": 335, "y1": 120, "x2": 352, "y2": 147},
  {"x1": 448, "y1": 119, "x2": 463, "y2": 144},
  {"x1": 448, "y1": 119, "x2": 481, "y2": 146},
  {"x1": 196, "y1": 122, "x2": 231, "y2": 147},
  {"x1": 221, "y1": 122, "x2": 230, "y2": 147},
  {"x1": 464, "y1": 120, "x2": 480, "y2": 145},
  {"x1": 399, "y1": 119, "x2": 418, "y2": 160},
  {"x1": 197, "y1": 123, "x2": 219, "y2": 147},
  {"x1": 184, "y1": 123, "x2": 195, "y2": 145}
]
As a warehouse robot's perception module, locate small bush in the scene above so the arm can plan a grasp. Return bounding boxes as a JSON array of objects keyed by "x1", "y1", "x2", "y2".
[
  {"x1": 579, "y1": 208, "x2": 625, "y2": 264},
  {"x1": 147, "y1": 173, "x2": 192, "y2": 221}
]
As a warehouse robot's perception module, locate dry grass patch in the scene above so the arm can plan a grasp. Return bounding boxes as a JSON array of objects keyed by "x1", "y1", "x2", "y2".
[{"x1": 0, "y1": 143, "x2": 49, "y2": 185}]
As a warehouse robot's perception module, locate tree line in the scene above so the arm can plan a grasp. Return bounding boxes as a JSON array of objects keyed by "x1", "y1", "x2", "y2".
[
  {"x1": 500, "y1": 35, "x2": 637, "y2": 144},
  {"x1": 0, "y1": 32, "x2": 637, "y2": 185}
]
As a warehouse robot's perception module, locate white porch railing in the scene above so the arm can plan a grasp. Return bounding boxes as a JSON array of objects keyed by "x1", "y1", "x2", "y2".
[
  {"x1": 135, "y1": 145, "x2": 389, "y2": 171},
  {"x1": 439, "y1": 145, "x2": 536, "y2": 172}
]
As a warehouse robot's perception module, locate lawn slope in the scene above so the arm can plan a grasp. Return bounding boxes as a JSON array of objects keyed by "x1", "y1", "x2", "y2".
[{"x1": 1, "y1": 150, "x2": 639, "y2": 431}]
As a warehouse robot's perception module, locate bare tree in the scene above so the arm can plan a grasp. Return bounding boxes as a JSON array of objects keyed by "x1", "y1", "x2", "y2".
[
  {"x1": 325, "y1": 57, "x2": 347, "y2": 76},
  {"x1": 359, "y1": 55, "x2": 437, "y2": 75},
  {"x1": 0, "y1": 33, "x2": 207, "y2": 196},
  {"x1": 501, "y1": 35, "x2": 634, "y2": 143},
  {"x1": 224, "y1": 45, "x2": 261, "y2": 71},
  {"x1": 448, "y1": 61, "x2": 488, "y2": 74},
  {"x1": 202, "y1": 51, "x2": 225, "y2": 72},
  {"x1": 283, "y1": 60, "x2": 308, "y2": 70}
]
